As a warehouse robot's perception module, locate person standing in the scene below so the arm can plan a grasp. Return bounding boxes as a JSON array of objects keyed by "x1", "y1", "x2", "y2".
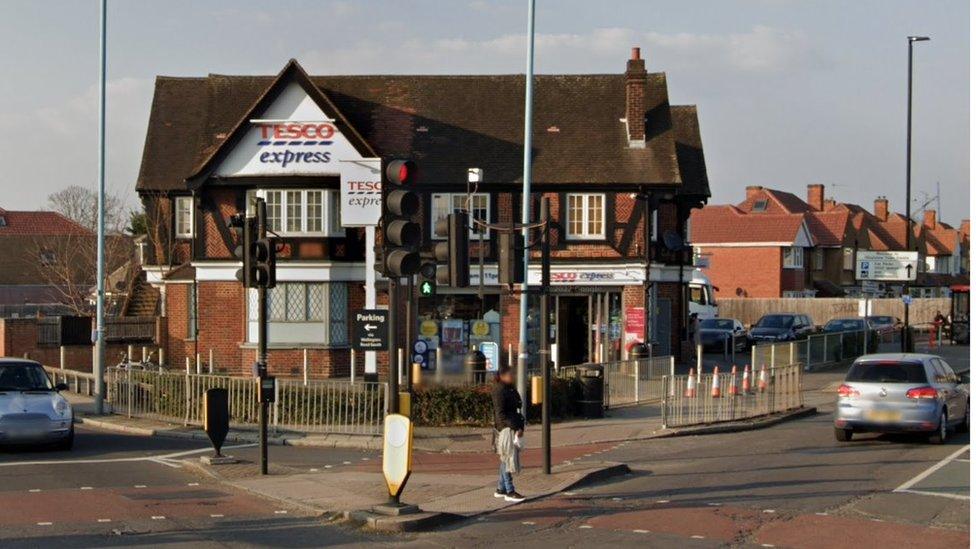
[{"x1": 491, "y1": 365, "x2": 525, "y2": 502}]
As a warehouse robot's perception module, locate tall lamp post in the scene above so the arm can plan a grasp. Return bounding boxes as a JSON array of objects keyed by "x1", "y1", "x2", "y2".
[{"x1": 903, "y1": 35, "x2": 929, "y2": 352}]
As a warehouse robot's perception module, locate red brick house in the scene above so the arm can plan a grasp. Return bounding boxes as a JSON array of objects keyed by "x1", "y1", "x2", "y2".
[{"x1": 135, "y1": 49, "x2": 710, "y2": 377}]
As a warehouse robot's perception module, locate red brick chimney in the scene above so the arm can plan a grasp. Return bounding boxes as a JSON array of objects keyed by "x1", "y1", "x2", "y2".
[
  {"x1": 746, "y1": 185, "x2": 765, "y2": 203},
  {"x1": 625, "y1": 47, "x2": 647, "y2": 147},
  {"x1": 873, "y1": 197, "x2": 889, "y2": 221},
  {"x1": 923, "y1": 209, "x2": 937, "y2": 229},
  {"x1": 807, "y1": 184, "x2": 825, "y2": 211},
  {"x1": 961, "y1": 219, "x2": 970, "y2": 239}
]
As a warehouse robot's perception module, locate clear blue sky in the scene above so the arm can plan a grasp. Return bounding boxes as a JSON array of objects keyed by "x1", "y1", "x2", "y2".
[{"x1": 0, "y1": 0, "x2": 969, "y2": 225}]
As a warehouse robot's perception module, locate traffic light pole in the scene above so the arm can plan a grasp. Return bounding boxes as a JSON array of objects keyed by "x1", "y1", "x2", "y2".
[
  {"x1": 405, "y1": 275, "x2": 415, "y2": 398},
  {"x1": 540, "y1": 199, "x2": 551, "y2": 475},
  {"x1": 256, "y1": 200, "x2": 269, "y2": 476},
  {"x1": 389, "y1": 278, "x2": 400, "y2": 415}
]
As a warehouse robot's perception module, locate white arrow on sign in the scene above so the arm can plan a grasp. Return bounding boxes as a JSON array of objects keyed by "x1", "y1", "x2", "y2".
[{"x1": 364, "y1": 324, "x2": 377, "y2": 331}]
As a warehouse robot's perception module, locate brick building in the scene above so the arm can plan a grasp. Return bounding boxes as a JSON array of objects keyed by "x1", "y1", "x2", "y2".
[
  {"x1": 135, "y1": 49, "x2": 710, "y2": 378},
  {"x1": 691, "y1": 184, "x2": 968, "y2": 299}
]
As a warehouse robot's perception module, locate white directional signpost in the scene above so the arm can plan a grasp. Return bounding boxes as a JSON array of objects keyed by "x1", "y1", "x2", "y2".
[
  {"x1": 855, "y1": 251, "x2": 919, "y2": 281},
  {"x1": 353, "y1": 310, "x2": 389, "y2": 351}
]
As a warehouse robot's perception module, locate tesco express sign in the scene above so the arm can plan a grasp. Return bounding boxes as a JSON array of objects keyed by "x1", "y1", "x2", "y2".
[{"x1": 255, "y1": 122, "x2": 336, "y2": 168}]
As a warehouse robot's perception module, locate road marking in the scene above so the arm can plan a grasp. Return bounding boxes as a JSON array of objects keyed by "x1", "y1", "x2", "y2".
[
  {"x1": 210, "y1": 514, "x2": 224, "y2": 518},
  {"x1": 612, "y1": 497, "x2": 623, "y2": 502},
  {"x1": 896, "y1": 488, "x2": 970, "y2": 501},
  {"x1": 151, "y1": 516, "x2": 166, "y2": 520},
  {"x1": 893, "y1": 444, "x2": 970, "y2": 497},
  {"x1": 762, "y1": 509, "x2": 776, "y2": 513},
  {"x1": 707, "y1": 502, "x2": 720, "y2": 506},
  {"x1": 522, "y1": 521, "x2": 535, "y2": 525},
  {"x1": 656, "y1": 499, "x2": 670, "y2": 503},
  {"x1": 579, "y1": 525, "x2": 592, "y2": 529},
  {"x1": 323, "y1": 465, "x2": 333, "y2": 469},
  {"x1": 80, "y1": 486, "x2": 93, "y2": 490},
  {"x1": 275, "y1": 510, "x2": 288, "y2": 514},
  {"x1": 97, "y1": 519, "x2": 111, "y2": 523},
  {"x1": 633, "y1": 529, "x2": 649, "y2": 534},
  {"x1": 0, "y1": 443, "x2": 257, "y2": 468},
  {"x1": 29, "y1": 489, "x2": 41, "y2": 493},
  {"x1": 360, "y1": 458, "x2": 369, "y2": 461},
  {"x1": 691, "y1": 535, "x2": 705, "y2": 539},
  {"x1": 815, "y1": 512, "x2": 828, "y2": 516},
  {"x1": 309, "y1": 468, "x2": 319, "y2": 472},
  {"x1": 187, "y1": 483, "x2": 200, "y2": 486},
  {"x1": 957, "y1": 458, "x2": 969, "y2": 462},
  {"x1": 342, "y1": 461, "x2": 351, "y2": 465},
  {"x1": 36, "y1": 522, "x2": 52, "y2": 526},
  {"x1": 761, "y1": 544, "x2": 776, "y2": 548}
]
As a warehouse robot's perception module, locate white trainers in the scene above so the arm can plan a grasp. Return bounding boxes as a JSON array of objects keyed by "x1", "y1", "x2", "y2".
[{"x1": 504, "y1": 492, "x2": 526, "y2": 503}]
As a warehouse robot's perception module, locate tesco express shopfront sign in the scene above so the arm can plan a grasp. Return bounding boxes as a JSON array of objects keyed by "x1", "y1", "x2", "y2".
[{"x1": 254, "y1": 122, "x2": 337, "y2": 168}]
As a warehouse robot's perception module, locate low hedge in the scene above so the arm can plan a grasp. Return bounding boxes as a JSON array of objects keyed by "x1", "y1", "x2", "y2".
[{"x1": 412, "y1": 377, "x2": 585, "y2": 427}]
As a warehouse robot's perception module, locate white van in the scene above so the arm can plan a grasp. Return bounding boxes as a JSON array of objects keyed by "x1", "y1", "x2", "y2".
[{"x1": 688, "y1": 270, "x2": 718, "y2": 320}]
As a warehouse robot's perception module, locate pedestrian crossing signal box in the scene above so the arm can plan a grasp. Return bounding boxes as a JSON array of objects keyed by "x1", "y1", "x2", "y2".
[
  {"x1": 257, "y1": 377, "x2": 276, "y2": 403},
  {"x1": 419, "y1": 280, "x2": 435, "y2": 297}
]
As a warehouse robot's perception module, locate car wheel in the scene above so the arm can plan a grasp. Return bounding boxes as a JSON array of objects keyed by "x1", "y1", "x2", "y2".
[
  {"x1": 55, "y1": 425, "x2": 74, "y2": 451},
  {"x1": 929, "y1": 410, "x2": 948, "y2": 445},
  {"x1": 958, "y1": 402, "x2": 970, "y2": 434},
  {"x1": 834, "y1": 427, "x2": 853, "y2": 442}
]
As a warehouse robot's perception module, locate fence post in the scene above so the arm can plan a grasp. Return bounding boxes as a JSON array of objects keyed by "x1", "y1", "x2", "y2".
[
  {"x1": 789, "y1": 342, "x2": 795, "y2": 365},
  {"x1": 806, "y1": 337, "x2": 811, "y2": 371},
  {"x1": 195, "y1": 353, "x2": 201, "y2": 375},
  {"x1": 303, "y1": 348, "x2": 309, "y2": 386},
  {"x1": 771, "y1": 345, "x2": 776, "y2": 368},
  {"x1": 634, "y1": 359, "x2": 640, "y2": 403},
  {"x1": 349, "y1": 348, "x2": 356, "y2": 384},
  {"x1": 751, "y1": 345, "x2": 756, "y2": 373},
  {"x1": 273, "y1": 380, "x2": 280, "y2": 433},
  {"x1": 435, "y1": 346, "x2": 443, "y2": 385},
  {"x1": 208, "y1": 349, "x2": 214, "y2": 374},
  {"x1": 142, "y1": 346, "x2": 148, "y2": 362},
  {"x1": 60, "y1": 346, "x2": 66, "y2": 370},
  {"x1": 127, "y1": 367, "x2": 133, "y2": 419},
  {"x1": 185, "y1": 357, "x2": 190, "y2": 374},
  {"x1": 184, "y1": 361, "x2": 191, "y2": 426},
  {"x1": 159, "y1": 347, "x2": 165, "y2": 368}
]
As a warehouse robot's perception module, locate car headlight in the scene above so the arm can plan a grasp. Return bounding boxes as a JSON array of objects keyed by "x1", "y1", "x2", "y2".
[{"x1": 54, "y1": 399, "x2": 69, "y2": 416}]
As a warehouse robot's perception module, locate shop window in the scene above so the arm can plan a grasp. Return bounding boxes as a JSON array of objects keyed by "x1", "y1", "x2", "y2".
[
  {"x1": 812, "y1": 248, "x2": 824, "y2": 271},
  {"x1": 248, "y1": 189, "x2": 338, "y2": 236},
  {"x1": 566, "y1": 193, "x2": 605, "y2": 240},
  {"x1": 783, "y1": 246, "x2": 804, "y2": 269},
  {"x1": 175, "y1": 196, "x2": 194, "y2": 238},
  {"x1": 430, "y1": 193, "x2": 490, "y2": 238},
  {"x1": 247, "y1": 282, "x2": 347, "y2": 345}
]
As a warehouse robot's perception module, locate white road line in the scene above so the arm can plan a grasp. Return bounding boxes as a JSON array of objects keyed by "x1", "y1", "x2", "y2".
[
  {"x1": 521, "y1": 521, "x2": 535, "y2": 525},
  {"x1": 36, "y1": 522, "x2": 52, "y2": 526},
  {"x1": 957, "y1": 458, "x2": 970, "y2": 462},
  {"x1": 896, "y1": 488, "x2": 970, "y2": 501},
  {"x1": 134, "y1": 485, "x2": 147, "y2": 488},
  {"x1": 80, "y1": 486, "x2": 93, "y2": 490},
  {"x1": 28, "y1": 489, "x2": 41, "y2": 493},
  {"x1": 578, "y1": 525, "x2": 592, "y2": 529},
  {"x1": 323, "y1": 465, "x2": 332, "y2": 469},
  {"x1": 0, "y1": 443, "x2": 257, "y2": 468},
  {"x1": 762, "y1": 509, "x2": 776, "y2": 514},
  {"x1": 151, "y1": 516, "x2": 166, "y2": 520},
  {"x1": 761, "y1": 544, "x2": 776, "y2": 548},
  {"x1": 691, "y1": 535, "x2": 705, "y2": 539},
  {"x1": 342, "y1": 461, "x2": 351, "y2": 465},
  {"x1": 275, "y1": 510, "x2": 288, "y2": 514},
  {"x1": 210, "y1": 514, "x2": 224, "y2": 518},
  {"x1": 187, "y1": 482, "x2": 200, "y2": 486},
  {"x1": 633, "y1": 529, "x2": 649, "y2": 534},
  {"x1": 894, "y1": 444, "x2": 970, "y2": 493},
  {"x1": 97, "y1": 519, "x2": 111, "y2": 523},
  {"x1": 656, "y1": 499, "x2": 670, "y2": 504},
  {"x1": 612, "y1": 497, "x2": 622, "y2": 502}
]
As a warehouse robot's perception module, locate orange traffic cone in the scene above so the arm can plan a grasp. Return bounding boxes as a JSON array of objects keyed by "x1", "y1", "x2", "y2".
[
  {"x1": 685, "y1": 369, "x2": 696, "y2": 398},
  {"x1": 758, "y1": 364, "x2": 768, "y2": 392},
  {"x1": 729, "y1": 365, "x2": 740, "y2": 396},
  {"x1": 711, "y1": 366, "x2": 721, "y2": 398},
  {"x1": 742, "y1": 365, "x2": 752, "y2": 393}
]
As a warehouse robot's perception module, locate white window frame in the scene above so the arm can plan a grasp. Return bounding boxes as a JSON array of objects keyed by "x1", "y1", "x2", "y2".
[
  {"x1": 783, "y1": 246, "x2": 804, "y2": 269},
  {"x1": 430, "y1": 193, "x2": 490, "y2": 239},
  {"x1": 566, "y1": 193, "x2": 606, "y2": 240},
  {"x1": 175, "y1": 196, "x2": 194, "y2": 239},
  {"x1": 248, "y1": 189, "x2": 339, "y2": 237}
]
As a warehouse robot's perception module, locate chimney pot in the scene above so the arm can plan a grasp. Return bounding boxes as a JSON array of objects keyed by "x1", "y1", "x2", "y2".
[
  {"x1": 923, "y1": 209, "x2": 937, "y2": 230},
  {"x1": 631, "y1": 47, "x2": 641, "y2": 60},
  {"x1": 873, "y1": 197, "x2": 889, "y2": 221}
]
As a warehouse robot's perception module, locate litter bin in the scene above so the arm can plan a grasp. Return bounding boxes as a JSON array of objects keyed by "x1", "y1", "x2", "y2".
[
  {"x1": 577, "y1": 364, "x2": 604, "y2": 418},
  {"x1": 465, "y1": 349, "x2": 487, "y2": 383},
  {"x1": 628, "y1": 342, "x2": 650, "y2": 360}
]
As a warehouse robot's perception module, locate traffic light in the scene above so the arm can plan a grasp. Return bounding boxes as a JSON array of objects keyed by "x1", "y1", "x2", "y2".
[
  {"x1": 498, "y1": 231, "x2": 524, "y2": 286},
  {"x1": 252, "y1": 238, "x2": 276, "y2": 288},
  {"x1": 434, "y1": 211, "x2": 470, "y2": 288},
  {"x1": 380, "y1": 159, "x2": 421, "y2": 277},
  {"x1": 231, "y1": 213, "x2": 258, "y2": 288}
]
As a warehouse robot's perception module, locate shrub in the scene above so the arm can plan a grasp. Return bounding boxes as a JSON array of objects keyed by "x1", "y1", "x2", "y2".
[{"x1": 412, "y1": 377, "x2": 585, "y2": 427}]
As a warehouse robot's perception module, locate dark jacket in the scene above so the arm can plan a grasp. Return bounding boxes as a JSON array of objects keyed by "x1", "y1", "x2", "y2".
[{"x1": 491, "y1": 381, "x2": 525, "y2": 432}]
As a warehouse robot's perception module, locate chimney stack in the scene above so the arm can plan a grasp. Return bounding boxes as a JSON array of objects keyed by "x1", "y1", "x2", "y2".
[
  {"x1": 807, "y1": 184, "x2": 825, "y2": 211},
  {"x1": 746, "y1": 185, "x2": 764, "y2": 203},
  {"x1": 873, "y1": 197, "x2": 889, "y2": 221},
  {"x1": 923, "y1": 209, "x2": 937, "y2": 229},
  {"x1": 625, "y1": 47, "x2": 647, "y2": 147},
  {"x1": 960, "y1": 219, "x2": 970, "y2": 239}
]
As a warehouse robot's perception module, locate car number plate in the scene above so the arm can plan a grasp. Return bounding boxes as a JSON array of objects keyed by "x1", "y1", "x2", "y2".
[{"x1": 865, "y1": 409, "x2": 902, "y2": 423}]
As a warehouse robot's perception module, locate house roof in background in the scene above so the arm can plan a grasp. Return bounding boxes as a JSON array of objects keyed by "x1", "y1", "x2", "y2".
[
  {"x1": 691, "y1": 205, "x2": 808, "y2": 244},
  {"x1": 0, "y1": 207, "x2": 92, "y2": 237}
]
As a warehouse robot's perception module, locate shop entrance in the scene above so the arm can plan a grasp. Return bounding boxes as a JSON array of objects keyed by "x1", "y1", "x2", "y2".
[{"x1": 557, "y1": 296, "x2": 590, "y2": 366}]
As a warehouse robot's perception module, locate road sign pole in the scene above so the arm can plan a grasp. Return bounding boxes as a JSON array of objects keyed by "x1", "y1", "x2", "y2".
[
  {"x1": 256, "y1": 199, "x2": 269, "y2": 476},
  {"x1": 405, "y1": 275, "x2": 415, "y2": 399},
  {"x1": 540, "y1": 198, "x2": 551, "y2": 475},
  {"x1": 389, "y1": 278, "x2": 400, "y2": 414}
]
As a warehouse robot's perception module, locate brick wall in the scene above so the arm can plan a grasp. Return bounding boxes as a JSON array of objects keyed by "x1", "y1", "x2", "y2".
[
  {"x1": 0, "y1": 318, "x2": 131, "y2": 372},
  {"x1": 699, "y1": 246, "x2": 783, "y2": 298}
]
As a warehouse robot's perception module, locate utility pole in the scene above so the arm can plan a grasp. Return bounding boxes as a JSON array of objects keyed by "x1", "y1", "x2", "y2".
[
  {"x1": 516, "y1": 0, "x2": 536, "y2": 416},
  {"x1": 93, "y1": 0, "x2": 107, "y2": 415},
  {"x1": 388, "y1": 278, "x2": 400, "y2": 414},
  {"x1": 256, "y1": 199, "x2": 270, "y2": 475},
  {"x1": 903, "y1": 35, "x2": 929, "y2": 352}
]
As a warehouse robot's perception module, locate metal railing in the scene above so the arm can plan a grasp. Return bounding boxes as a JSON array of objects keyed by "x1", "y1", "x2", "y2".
[
  {"x1": 804, "y1": 330, "x2": 872, "y2": 370},
  {"x1": 45, "y1": 367, "x2": 97, "y2": 396},
  {"x1": 751, "y1": 340, "x2": 802, "y2": 369},
  {"x1": 602, "y1": 356, "x2": 675, "y2": 408},
  {"x1": 661, "y1": 363, "x2": 803, "y2": 428},
  {"x1": 106, "y1": 368, "x2": 387, "y2": 436}
]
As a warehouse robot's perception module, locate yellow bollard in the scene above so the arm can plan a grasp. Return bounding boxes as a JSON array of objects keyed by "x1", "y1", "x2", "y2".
[
  {"x1": 412, "y1": 363, "x2": 423, "y2": 389},
  {"x1": 398, "y1": 391, "x2": 411, "y2": 417},
  {"x1": 531, "y1": 375, "x2": 543, "y2": 405}
]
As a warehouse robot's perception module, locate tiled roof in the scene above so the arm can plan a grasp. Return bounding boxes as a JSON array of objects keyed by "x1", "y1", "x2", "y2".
[
  {"x1": 0, "y1": 208, "x2": 92, "y2": 236},
  {"x1": 137, "y1": 59, "x2": 708, "y2": 194},
  {"x1": 804, "y1": 211, "x2": 850, "y2": 247},
  {"x1": 691, "y1": 205, "x2": 805, "y2": 244},
  {"x1": 738, "y1": 187, "x2": 811, "y2": 215}
]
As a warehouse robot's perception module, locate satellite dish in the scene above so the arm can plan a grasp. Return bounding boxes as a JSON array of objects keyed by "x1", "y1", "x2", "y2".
[{"x1": 663, "y1": 230, "x2": 687, "y2": 252}]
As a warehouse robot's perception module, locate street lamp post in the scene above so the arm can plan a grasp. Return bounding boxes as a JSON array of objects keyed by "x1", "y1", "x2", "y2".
[{"x1": 903, "y1": 35, "x2": 929, "y2": 352}]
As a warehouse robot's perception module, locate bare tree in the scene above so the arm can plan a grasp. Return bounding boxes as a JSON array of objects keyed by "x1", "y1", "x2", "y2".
[{"x1": 47, "y1": 185, "x2": 127, "y2": 233}]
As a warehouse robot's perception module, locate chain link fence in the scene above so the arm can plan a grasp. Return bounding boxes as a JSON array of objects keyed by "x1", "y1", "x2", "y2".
[{"x1": 661, "y1": 363, "x2": 803, "y2": 428}]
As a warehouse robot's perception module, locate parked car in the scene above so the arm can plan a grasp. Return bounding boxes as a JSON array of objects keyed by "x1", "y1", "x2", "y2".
[
  {"x1": 867, "y1": 315, "x2": 901, "y2": 336},
  {"x1": 698, "y1": 318, "x2": 749, "y2": 352},
  {"x1": 834, "y1": 353, "x2": 969, "y2": 444},
  {"x1": 749, "y1": 313, "x2": 817, "y2": 343},
  {"x1": 823, "y1": 317, "x2": 879, "y2": 354},
  {"x1": 0, "y1": 359, "x2": 74, "y2": 450}
]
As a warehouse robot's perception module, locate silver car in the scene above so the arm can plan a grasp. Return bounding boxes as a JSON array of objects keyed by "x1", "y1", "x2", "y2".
[
  {"x1": 0, "y1": 359, "x2": 74, "y2": 450},
  {"x1": 834, "y1": 353, "x2": 969, "y2": 444}
]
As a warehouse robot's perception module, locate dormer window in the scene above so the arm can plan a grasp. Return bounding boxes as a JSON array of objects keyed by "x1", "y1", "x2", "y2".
[{"x1": 753, "y1": 199, "x2": 768, "y2": 212}]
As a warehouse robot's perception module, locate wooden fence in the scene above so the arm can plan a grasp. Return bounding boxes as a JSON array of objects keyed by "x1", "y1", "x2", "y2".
[{"x1": 717, "y1": 297, "x2": 950, "y2": 327}]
